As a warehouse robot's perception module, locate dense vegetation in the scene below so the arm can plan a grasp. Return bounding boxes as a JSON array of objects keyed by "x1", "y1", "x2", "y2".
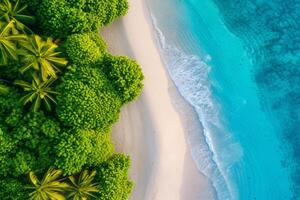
[{"x1": 0, "y1": 0, "x2": 144, "y2": 199}]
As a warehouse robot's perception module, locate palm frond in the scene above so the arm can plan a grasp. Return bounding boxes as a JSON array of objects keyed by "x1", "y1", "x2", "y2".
[
  {"x1": 14, "y1": 75, "x2": 59, "y2": 112},
  {"x1": 0, "y1": 83, "x2": 9, "y2": 95},
  {"x1": 19, "y1": 35, "x2": 68, "y2": 80},
  {"x1": 28, "y1": 168, "x2": 69, "y2": 200},
  {"x1": 0, "y1": 21, "x2": 26, "y2": 65},
  {"x1": 0, "y1": 0, "x2": 35, "y2": 33},
  {"x1": 67, "y1": 170, "x2": 99, "y2": 200}
]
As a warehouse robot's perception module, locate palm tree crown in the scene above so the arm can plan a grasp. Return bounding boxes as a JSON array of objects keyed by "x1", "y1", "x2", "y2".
[
  {"x1": 27, "y1": 168, "x2": 69, "y2": 200},
  {"x1": 14, "y1": 74, "x2": 59, "y2": 112},
  {"x1": 0, "y1": 20, "x2": 26, "y2": 65},
  {"x1": 0, "y1": 0, "x2": 35, "y2": 33},
  {"x1": 18, "y1": 35, "x2": 68, "y2": 81},
  {"x1": 67, "y1": 170, "x2": 99, "y2": 200}
]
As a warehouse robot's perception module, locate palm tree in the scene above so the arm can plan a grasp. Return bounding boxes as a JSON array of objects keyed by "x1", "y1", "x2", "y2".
[
  {"x1": 27, "y1": 168, "x2": 69, "y2": 200},
  {"x1": 67, "y1": 170, "x2": 99, "y2": 200},
  {"x1": 0, "y1": 20, "x2": 26, "y2": 65},
  {"x1": 18, "y1": 35, "x2": 68, "y2": 81},
  {"x1": 0, "y1": 0, "x2": 35, "y2": 33},
  {"x1": 14, "y1": 73, "x2": 59, "y2": 112}
]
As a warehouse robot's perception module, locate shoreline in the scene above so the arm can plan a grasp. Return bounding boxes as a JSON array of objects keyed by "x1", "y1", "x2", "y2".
[{"x1": 101, "y1": 0, "x2": 215, "y2": 199}]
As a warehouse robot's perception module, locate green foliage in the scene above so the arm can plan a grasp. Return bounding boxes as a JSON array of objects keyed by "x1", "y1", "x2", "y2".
[
  {"x1": 0, "y1": 83, "x2": 9, "y2": 94},
  {"x1": 13, "y1": 112, "x2": 60, "y2": 168},
  {"x1": 56, "y1": 65, "x2": 122, "y2": 131},
  {"x1": 0, "y1": 127, "x2": 15, "y2": 176},
  {"x1": 0, "y1": 0, "x2": 34, "y2": 65},
  {"x1": 26, "y1": 168, "x2": 102, "y2": 200},
  {"x1": 87, "y1": 130, "x2": 114, "y2": 166},
  {"x1": 55, "y1": 129, "x2": 114, "y2": 175},
  {"x1": 84, "y1": 0, "x2": 129, "y2": 25},
  {"x1": 0, "y1": 179, "x2": 28, "y2": 200},
  {"x1": 0, "y1": 87, "x2": 22, "y2": 121},
  {"x1": 0, "y1": 93, "x2": 60, "y2": 177},
  {"x1": 15, "y1": 74, "x2": 58, "y2": 112},
  {"x1": 0, "y1": 0, "x2": 35, "y2": 33},
  {"x1": 0, "y1": 128, "x2": 14, "y2": 156},
  {"x1": 0, "y1": 0, "x2": 142, "y2": 199},
  {"x1": 12, "y1": 151, "x2": 36, "y2": 176},
  {"x1": 18, "y1": 35, "x2": 68, "y2": 81},
  {"x1": 20, "y1": 0, "x2": 41, "y2": 12},
  {"x1": 0, "y1": 59, "x2": 23, "y2": 81},
  {"x1": 65, "y1": 0, "x2": 86, "y2": 8},
  {"x1": 35, "y1": 0, "x2": 98, "y2": 38},
  {"x1": 0, "y1": 20, "x2": 26, "y2": 65},
  {"x1": 67, "y1": 170, "x2": 99, "y2": 200},
  {"x1": 64, "y1": 32, "x2": 107, "y2": 65},
  {"x1": 41, "y1": 119, "x2": 61, "y2": 138},
  {"x1": 55, "y1": 131, "x2": 92, "y2": 175},
  {"x1": 116, "y1": 0, "x2": 129, "y2": 17},
  {"x1": 27, "y1": 168, "x2": 69, "y2": 200},
  {"x1": 95, "y1": 154, "x2": 134, "y2": 200},
  {"x1": 32, "y1": 0, "x2": 129, "y2": 37},
  {"x1": 104, "y1": 55, "x2": 144, "y2": 103}
]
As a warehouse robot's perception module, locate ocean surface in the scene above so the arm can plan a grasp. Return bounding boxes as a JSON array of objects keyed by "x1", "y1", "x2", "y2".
[{"x1": 145, "y1": 0, "x2": 299, "y2": 199}]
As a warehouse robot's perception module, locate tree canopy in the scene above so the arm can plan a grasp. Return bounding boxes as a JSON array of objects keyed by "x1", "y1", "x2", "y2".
[
  {"x1": 26, "y1": 0, "x2": 129, "y2": 37},
  {"x1": 95, "y1": 154, "x2": 134, "y2": 200},
  {"x1": 103, "y1": 55, "x2": 144, "y2": 104},
  {"x1": 64, "y1": 32, "x2": 107, "y2": 65},
  {"x1": 56, "y1": 64, "x2": 122, "y2": 131},
  {"x1": 0, "y1": 0, "x2": 142, "y2": 199}
]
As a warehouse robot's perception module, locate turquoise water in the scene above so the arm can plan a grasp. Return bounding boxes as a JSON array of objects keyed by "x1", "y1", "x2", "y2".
[{"x1": 146, "y1": 0, "x2": 298, "y2": 199}]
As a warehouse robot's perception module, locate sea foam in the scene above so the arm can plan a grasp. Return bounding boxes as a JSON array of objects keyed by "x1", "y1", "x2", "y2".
[{"x1": 150, "y1": 14, "x2": 240, "y2": 200}]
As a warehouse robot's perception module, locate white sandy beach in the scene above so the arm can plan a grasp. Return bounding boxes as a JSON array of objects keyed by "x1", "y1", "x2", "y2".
[{"x1": 101, "y1": 0, "x2": 215, "y2": 199}]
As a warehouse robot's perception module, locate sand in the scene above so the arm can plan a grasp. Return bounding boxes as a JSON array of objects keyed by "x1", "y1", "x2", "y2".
[{"x1": 101, "y1": 0, "x2": 215, "y2": 199}]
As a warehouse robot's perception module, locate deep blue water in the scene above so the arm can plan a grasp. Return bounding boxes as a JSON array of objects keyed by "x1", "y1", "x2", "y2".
[{"x1": 146, "y1": 0, "x2": 299, "y2": 199}]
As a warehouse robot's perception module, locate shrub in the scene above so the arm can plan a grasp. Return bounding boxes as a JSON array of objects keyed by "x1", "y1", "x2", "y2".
[
  {"x1": 56, "y1": 65, "x2": 122, "y2": 131},
  {"x1": 64, "y1": 33, "x2": 107, "y2": 65},
  {"x1": 11, "y1": 151, "x2": 36, "y2": 177},
  {"x1": 84, "y1": 0, "x2": 129, "y2": 25},
  {"x1": 0, "y1": 60, "x2": 23, "y2": 81},
  {"x1": 103, "y1": 55, "x2": 144, "y2": 104},
  {"x1": 87, "y1": 130, "x2": 114, "y2": 166},
  {"x1": 54, "y1": 130, "x2": 93, "y2": 175},
  {"x1": 0, "y1": 88, "x2": 22, "y2": 120},
  {"x1": 31, "y1": 0, "x2": 129, "y2": 37},
  {"x1": 0, "y1": 113, "x2": 60, "y2": 176},
  {"x1": 115, "y1": 0, "x2": 129, "y2": 17},
  {"x1": 12, "y1": 112, "x2": 60, "y2": 144},
  {"x1": 35, "y1": 0, "x2": 74, "y2": 37},
  {"x1": 95, "y1": 154, "x2": 133, "y2": 200},
  {"x1": 41, "y1": 119, "x2": 61, "y2": 138},
  {"x1": 0, "y1": 128, "x2": 15, "y2": 176},
  {"x1": 0, "y1": 92, "x2": 60, "y2": 177},
  {"x1": 0, "y1": 1, "x2": 142, "y2": 200},
  {"x1": 55, "y1": 129, "x2": 114, "y2": 175},
  {"x1": 65, "y1": 0, "x2": 86, "y2": 8},
  {"x1": 0, "y1": 179, "x2": 28, "y2": 200}
]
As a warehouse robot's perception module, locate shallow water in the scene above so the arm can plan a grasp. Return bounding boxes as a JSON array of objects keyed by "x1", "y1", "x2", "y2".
[{"x1": 146, "y1": 0, "x2": 298, "y2": 199}]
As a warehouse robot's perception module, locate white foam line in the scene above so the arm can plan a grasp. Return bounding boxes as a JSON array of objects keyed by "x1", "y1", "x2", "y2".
[{"x1": 149, "y1": 13, "x2": 237, "y2": 200}]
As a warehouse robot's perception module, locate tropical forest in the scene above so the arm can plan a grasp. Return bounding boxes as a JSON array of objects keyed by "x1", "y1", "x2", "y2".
[{"x1": 0, "y1": 0, "x2": 144, "y2": 199}]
